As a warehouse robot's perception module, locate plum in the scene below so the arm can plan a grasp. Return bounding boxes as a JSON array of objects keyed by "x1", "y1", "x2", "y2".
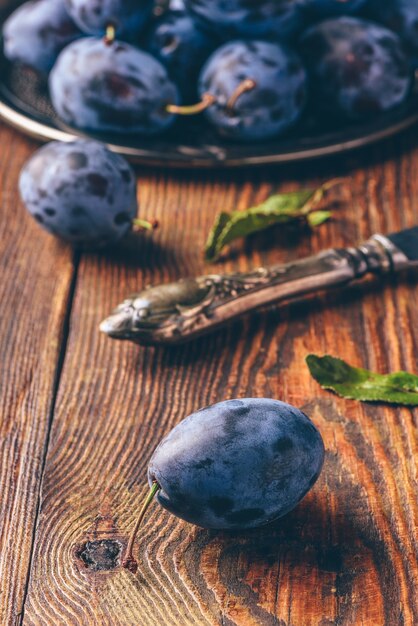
[
  {"x1": 3, "y1": 0, "x2": 82, "y2": 74},
  {"x1": 19, "y1": 139, "x2": 139, "y2": 247},
  {"x1": 366, "y1": 0, "x2": 418, "y2": 67},
  {"x1": 146, "y1": 9, "x2": 217, "y2": 102},
  {"x1": 302, "y1": 0, "x2": 368, "y2": 18},
  {"x1": 300, "y1": 17, "x2": 412, "y2": 120},
  {"x1": 123, "y1": 398, "x2": 325, "y2": 570},
  {"x1": 145, "y1": 399, "x2": 324, "y2": 531},
  {"x1": 198, "y1": 41, "x2": 307, "y2": 141},
  {"x1": 184, "y1": 0, "x2": 306, "y2": 41},
  {"x1": 64, "y1": 0, "x2": 153, "y2": 38},
  {"x1": 49, "y1": 37, "x2": 179, "y2": 135}
]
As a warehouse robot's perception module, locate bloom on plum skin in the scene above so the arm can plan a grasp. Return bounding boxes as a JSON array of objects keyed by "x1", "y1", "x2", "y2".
[
  {"x1": 148, "y1": 398, "x2": 325, "y2": 530},
  {"x1": 302, "y1": 0, "x2": 368, "y2": 18},
  {"x1": 64, "y1": 0, "x2": 154, "y2": 38},
  {"x1": 3, "y1": 0, "x2": 82, "y2": 74},
  {"x1": 300, "y1": 17, "x2": 412, "y2": 121},
  {"x1": 184, "y1": 0, "x2": 306, "y2": 41},
  {"x1": 146, "y1": 9, "x2": 218, "y2": 102},
  {"x1": 49, "y1": 37, "x2": 179, "y2": 135},
  {"x1": 199, "y1": 40, "x2": 307, "y2": 141},
  {"x1": 19, "y1": 139, "x2": 138, "y2": 248},
  {"x1": 366, "y1": 0, "x2": 418, "y2": 68}
]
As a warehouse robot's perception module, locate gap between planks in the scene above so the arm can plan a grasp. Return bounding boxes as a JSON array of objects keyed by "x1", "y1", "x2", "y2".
[{"x1": 17, "y1": 250, "x2": 81, "y2": 626}]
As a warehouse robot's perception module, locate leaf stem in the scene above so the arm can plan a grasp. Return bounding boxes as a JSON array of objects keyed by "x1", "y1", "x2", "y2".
[
  {"x1": 302, "y1": 178, "x2": 345, "y2": 215},
  {"x1": 122, "y1": 482, "x2": 160, "y2": 573}
]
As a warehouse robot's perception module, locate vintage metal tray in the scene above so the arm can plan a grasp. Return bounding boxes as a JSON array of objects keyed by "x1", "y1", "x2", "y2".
[{"x1": 0, "y1": 44, "x2": 417, "y2": 168}]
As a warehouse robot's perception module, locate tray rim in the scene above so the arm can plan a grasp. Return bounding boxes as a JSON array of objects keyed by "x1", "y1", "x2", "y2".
[{"x1": 1, "y1": 57, "x2": 418, "y2": 169}]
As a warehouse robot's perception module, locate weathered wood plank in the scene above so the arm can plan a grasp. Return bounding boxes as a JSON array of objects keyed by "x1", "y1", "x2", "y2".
[
  {"x1": 0, "y1": 128, "x2": 76, "y2": 625},
  {"x1": 23, "y1": 136, "x2": 417, "y2": 625}
]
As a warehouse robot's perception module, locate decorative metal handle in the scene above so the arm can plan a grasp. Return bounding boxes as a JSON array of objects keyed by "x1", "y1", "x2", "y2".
[{"x1": 100, "y1": 235, "x2": 409, "y2": 346}]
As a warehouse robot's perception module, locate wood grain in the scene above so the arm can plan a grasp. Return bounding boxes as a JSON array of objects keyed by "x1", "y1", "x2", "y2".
[
  {"x1": 1, "y1": 129, "x2": 417, "y2": 625},
  {"x1": 0, "y1": 127, "x2": 76, "y2": 625}
]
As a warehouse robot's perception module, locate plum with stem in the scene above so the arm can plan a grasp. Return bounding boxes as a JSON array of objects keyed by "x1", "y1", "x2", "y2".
[
  {"x1": 197, "y1": 41, "x2": 307, "y2": 141},
  {"x1": 122, "y1": 398, "x2": 325, "y2": 572},
  {"x1": 49, "y1": 36, "x2": 179, "y2": 135},
  {"x1": 19, "y1": 139, "x2": 153, "y2": 247},
  {"x1": 64, "y1": 0, "x2": 153, "y2": 38}
]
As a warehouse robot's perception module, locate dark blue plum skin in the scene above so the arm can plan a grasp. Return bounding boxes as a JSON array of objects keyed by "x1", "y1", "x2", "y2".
[
  {"x1": 184, "y1": 0, "x2": 306, "y2": 41},
  {"x1": 302, "y1": 0, "x2": 368, "y2": 17},
  {"x1": 300, "y1": 17, "x2": 412, "y2": 121},
  {"x1": 3, "y1": 0, "x2": 82, "y2": 74},
  {"x1": 148, "y1": 399, "x2": 325, "y2": 530},
  {"x1": 19, "y1": 140, "x2": 138, "y2": 247},
  {"x1": 49, "y1": 37, "x2": 179, "y2": 135},
  {"x1": 198, "y1": 41, "x2": 307, "y2": 141},
  {"x1": 64, "y1": 0, "x2": 154, "y2": 38},
  {"x1": 146, "y1": 9, "x2": 217, "y2": 102},
  {"x1": 366, "y1": 0, "x2": 418, "y2": 67}
]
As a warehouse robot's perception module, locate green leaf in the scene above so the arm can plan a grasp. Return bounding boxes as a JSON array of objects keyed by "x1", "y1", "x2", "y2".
[
  {"x1": 307, "y1": 210, "x2": 332, "y2": 228},
  {"x1": 205, "y1": 212, "x2": 231, "y2": 262},
  {"x1": 204, "y1": 179, "x2": 341, "y2": 262},
  {"x1": 306, "y1": 354, "x2": 418, "y2": 406}
]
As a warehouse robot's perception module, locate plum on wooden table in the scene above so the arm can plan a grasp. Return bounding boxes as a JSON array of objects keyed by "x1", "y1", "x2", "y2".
[
  {"x1": 19, "y1": 139, "x2": 138, "y2": 247},
  {"x1": 147, "y1": 398, "x2": 325, "y2": 530}
]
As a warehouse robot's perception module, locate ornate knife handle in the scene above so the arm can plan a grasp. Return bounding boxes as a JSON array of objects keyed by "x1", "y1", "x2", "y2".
[{"x1": 100, "y1": 235, "x2": 409, "y2": 346}]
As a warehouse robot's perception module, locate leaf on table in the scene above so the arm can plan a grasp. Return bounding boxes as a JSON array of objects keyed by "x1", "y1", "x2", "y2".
[
  {"x1": 205, "y1": 212, "x2": 231, "y2": 264},
  {"x1": 306, "y1": 354, "x2": 418, "y2": 406},
  {"x1": 307, "y1": 210, "x2": 333, "y2": 228},
  {"x1": 204, "y1": 179, "x2": 343, "y2": 262}
]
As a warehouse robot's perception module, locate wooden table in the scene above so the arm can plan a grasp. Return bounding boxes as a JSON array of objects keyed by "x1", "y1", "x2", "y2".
[{"x1": 1, "y1": 123, "x2": 417, "y2": 626}]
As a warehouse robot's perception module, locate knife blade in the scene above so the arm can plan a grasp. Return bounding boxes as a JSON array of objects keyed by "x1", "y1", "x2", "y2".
[{"x1": 100, "y1": 226, "x2": 418, "y2": 346}]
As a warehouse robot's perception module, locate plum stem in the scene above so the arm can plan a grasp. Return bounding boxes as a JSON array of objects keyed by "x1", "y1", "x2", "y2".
[
  {"x1": 132, "y1": 218, "x2": 159, "y2": 232},
  {"x1": 154, "y1": 0, "x2": 171, "y2": 17},
  {"x1": 166, "y1": 93, "x2": 216, "y2": 116},
  {"x1": 226, "y1": 79, "x2": 257, "y2": 113},
  {"x1": 122, "y1": 482, "x2": 160, "y2": 573},
  {"x1": 104, "y1": 24, "x2": 116, "y2": 45}
]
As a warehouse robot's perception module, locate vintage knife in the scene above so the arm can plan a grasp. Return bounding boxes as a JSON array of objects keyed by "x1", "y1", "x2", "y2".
[{"x1": 100, "y1": 226, "x2": 418, "y2": 346}]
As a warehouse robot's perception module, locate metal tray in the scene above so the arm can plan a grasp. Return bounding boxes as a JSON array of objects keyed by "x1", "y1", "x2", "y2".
[{"x1": 0, "y1": 45, "x2": 417, "y2": 168}]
